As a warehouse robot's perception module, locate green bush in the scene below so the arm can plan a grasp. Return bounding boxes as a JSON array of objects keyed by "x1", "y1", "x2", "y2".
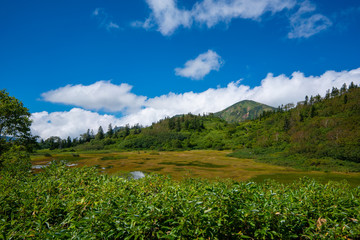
[
  {"x1": 0, "y1": 145, "x2": 31, "y2": 178},
  {"x1": 1, "y1": 164, "x2": 360, "y2": 239}
]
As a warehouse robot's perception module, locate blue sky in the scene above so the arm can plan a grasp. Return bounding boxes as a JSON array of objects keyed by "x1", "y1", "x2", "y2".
[{"x1": 1, "y1": 0, "x2": 360, "y2": 139}]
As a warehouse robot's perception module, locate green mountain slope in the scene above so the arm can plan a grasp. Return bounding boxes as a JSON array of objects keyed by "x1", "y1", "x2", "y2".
[
  {"x1": 214, "y1": 100, "x2": 275, "y2": 123},
  {"x1": 229, "y1": 84, "x2": 360, "y2": 166},
  {"x1": 40, "y1": 82, "x2": 360, "y2": 170}
]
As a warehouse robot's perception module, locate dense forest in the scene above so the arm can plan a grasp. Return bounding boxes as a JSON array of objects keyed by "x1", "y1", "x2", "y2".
[{"x1": 39, "y1": 82, "x2": 360, "y2": 167}]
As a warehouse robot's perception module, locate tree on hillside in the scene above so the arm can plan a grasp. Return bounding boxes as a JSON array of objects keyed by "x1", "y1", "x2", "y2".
[
  {"x1": 66, "y1": 136, "x2": 72, "y2": 148},
  {"x1": 124, "y1": 124, "x2": 130, "y2": 138},
  {"x1": 106, "y1": 124, "x2": 113, "y2": 138},
  {"x1": 96, "y1": 126, "x2": 105, "y2": 140},
  {"x1": 340, "y1": 83, "x2": 347, "y2": 95},
  {"x1": 331, "y1": 87, "x2": 340, "y2": 97},
  {"x1": 81, "y1": 129, "x2": 93, "y2": 142},
  {"x1": 349, "y1": 82, "x2": 357, "y2": 90}
]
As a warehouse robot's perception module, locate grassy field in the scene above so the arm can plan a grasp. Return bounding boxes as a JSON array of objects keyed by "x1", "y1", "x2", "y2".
[{"x1": 31, "y1": 150, "x2": 360, "y2": 186}]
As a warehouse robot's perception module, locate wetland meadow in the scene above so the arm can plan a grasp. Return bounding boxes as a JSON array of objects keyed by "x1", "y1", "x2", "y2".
[{"x1": 31, "y1": 150, "x2": 360, "y2": 186}]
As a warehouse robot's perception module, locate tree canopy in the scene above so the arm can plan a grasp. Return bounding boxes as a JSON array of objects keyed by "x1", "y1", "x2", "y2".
[
  {"x1": 0, "y1": 89, "x2": 31, "y2": 139},
  {"x1": 0, "y1": 89, "x2": 32, "y2": 175}
]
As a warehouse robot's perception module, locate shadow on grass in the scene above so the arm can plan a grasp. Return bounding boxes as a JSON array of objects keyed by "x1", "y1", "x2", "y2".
[{"x1": 159, "y1": 160, "x2": 228, "y2": 168}]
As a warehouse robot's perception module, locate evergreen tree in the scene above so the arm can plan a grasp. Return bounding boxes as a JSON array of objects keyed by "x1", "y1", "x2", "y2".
[
  {"x1": 124, "y1": 124, "x2": 130, "y2": 137},
  {"x1": 349, "y1": 82, "x2": 356, "y2": 90},
  {"x1": 310, "y1": 105, "x2": 316, "y2": 118},
  {"x1": 81, "y1": 129, "x2": 91, "y2": 142},
  {"x1": 67, "y1": 136, "x2": 72, "y2": 148},
  {"x1": 283, "y1": 116, "x2": 290, "y2": 131},
  {"x1": 325, "y1": 90, "x2": 330, "y2": 99},
  {"x1": 90, "y1": 130, "x2": 95, "y2": 140},
  {"x1": 331, "y1": 87, "x2": 339, "y2": 97},
  {"x1": 96, "y1": 126, "x2": 104, "y2": 140},
  {"x1": 314, "y1": 94, "x2": 322, "y2": 103},
  {"x1": 168, "y1": 118, "x2": 175, "y2": 130},
  {"x1": 309, "y1": 96, "x2": 314, "y2": 105},
  {"x1": 175, "y1": 118, "x2": 181, "y2": 132},
  {"x1": 106, "y1": 124, "x2": 113, "y2": 138},
  {"x1": 340, "y1": 83, "x2": 347, "y2": 94}
]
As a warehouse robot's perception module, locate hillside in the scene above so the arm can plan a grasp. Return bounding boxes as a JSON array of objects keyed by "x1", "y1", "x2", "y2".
[
  {"x1": 214, "y1": 100, "x2": 275, "y2": 123},
  {"x1": 229, "y1": 83, "x2": 360, "y2": 168},
  {"x1": 39, "y1": 82, "x2": 360, "y2": 170}
]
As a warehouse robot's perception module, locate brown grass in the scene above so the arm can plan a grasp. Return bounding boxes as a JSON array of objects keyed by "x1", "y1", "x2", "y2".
[{"x1": 31, "y1": 150, "x2": 360, "y2": 184}]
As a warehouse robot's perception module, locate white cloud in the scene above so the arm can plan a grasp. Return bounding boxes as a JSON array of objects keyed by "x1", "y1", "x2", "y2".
[
  {"x1": 30, "y1": 108, "x2": 125, "y2": 139},
  {"x1": 41, "y1": 81, "x2": 146, "y2": 113},
  {"x1": 192, "y1": 0, "x2": 296, "y2": 27},
  {"x1": 137, "y1": 0, "x2": 332, "y2": 38},
  {"x1": 250, "y1": 69, "x2": 360, "y2": 105},
  {"x1": 33, "y1": 67, "x2": 360, "y2": 139},
  {"x1": 136, "y1": 0, "x2": 296, "y2": 36},
  {"x1": 288, "y1": 1, "x2": 332, "y2": 39},
  {"x1": 175, "y1": 50, "x2": 223, "y2": 80},
  {"x1": 141, "y1": 0, "x2": 193, "y2": 35},
  {"x1": 92, "y1": 8, "x2": 121, "y2": 31},
  {"x1": 107, "y1": 22, "x2": 120, "y2": 30}
]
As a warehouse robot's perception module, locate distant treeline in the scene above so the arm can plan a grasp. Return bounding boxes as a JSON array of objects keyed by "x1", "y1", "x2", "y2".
[{"x1": 39, "y1": 82, "x2": 360, "y2": 163}]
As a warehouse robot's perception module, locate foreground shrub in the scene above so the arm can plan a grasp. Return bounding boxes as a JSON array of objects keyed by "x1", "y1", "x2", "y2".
[
  {"x1": 1, "y1": 163, "x2": 360, "y2": 239},
  {"x1": 0, "y1": 145, "x2": 31, "y2": 178}
]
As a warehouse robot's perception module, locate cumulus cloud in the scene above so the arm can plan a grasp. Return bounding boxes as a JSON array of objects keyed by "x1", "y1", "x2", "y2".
[
  {"x1": 93, "y1": 8, "x2": 121, "y2": 31},
  {"x1": 30, "y1": 108, "x2": 125, "y2": 139},
  {"x1": 136, "y1": 0, "x2": 296, "y2": 36},
  {"x1": 175, "y1": 50, "x2": 223, "y2": 80},
  {"x1": 41, "y1": 81, "x2": 146, "y2": 113},
  {"x1": 288, "y1": 1, "x2": 332, "y2": 39},
  {"x1": 33, "y1": 67, "x2": 360, "y2": 139}
]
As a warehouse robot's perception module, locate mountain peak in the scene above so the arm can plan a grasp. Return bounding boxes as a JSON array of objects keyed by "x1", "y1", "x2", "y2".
[{"x1": 214, "y1": 100, "x2": 275, "y2": 123}]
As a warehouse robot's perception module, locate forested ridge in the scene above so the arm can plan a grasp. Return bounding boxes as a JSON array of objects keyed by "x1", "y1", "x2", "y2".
[{"x1": 40, "y1": 83, "x2": 360, "y2": 168}]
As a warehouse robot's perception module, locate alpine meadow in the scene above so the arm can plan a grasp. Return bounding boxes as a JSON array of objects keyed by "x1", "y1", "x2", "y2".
[{"x1": 2, "y1": 0, "x2": 360, "y2": 239}]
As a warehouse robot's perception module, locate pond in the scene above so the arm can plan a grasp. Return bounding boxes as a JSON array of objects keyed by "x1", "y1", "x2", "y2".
[
  {"x1": 130, "y1": 171, "x2": 146, "y2": 179},
  {"x1": 31, "y1": 161, "x2": 78, "y2": 170}
]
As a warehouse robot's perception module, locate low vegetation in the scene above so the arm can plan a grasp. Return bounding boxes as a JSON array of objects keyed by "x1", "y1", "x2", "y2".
[{"x1": 1, "y1": 163, "x2": 360, "y2": 239}]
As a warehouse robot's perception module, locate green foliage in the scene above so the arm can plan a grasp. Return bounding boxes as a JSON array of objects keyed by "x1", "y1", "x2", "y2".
[
  {"x1": 229, "y1": 148, "x2": 360, "y2": 172},
  {"x1": 74, "y1": 140, "x2": 105, "y2": 151},
  {"x1": 95, "y1": 126, "x2": 105, "y2": 140},
  {"x1": 0, "y1": 145, "x2": 31, "y2": 177},
  {"x1": 1, "y1": 165, "x2": 360, "y2": 239},
  {"x1": 0, "y1": 89, "x2": 31, "y2": 139},
  {"x1": 229, "y1": 87, "x2": 360, "y2": 165},
  {"x1": 106, "y1": 123, "x2": 114, "y2": 138},
  {"x1": 0, "y1": 89, "x2": 33, "y2": 174},
  {"x1": 0, "y1": 89, "x2": 32, "y2": 154}
]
